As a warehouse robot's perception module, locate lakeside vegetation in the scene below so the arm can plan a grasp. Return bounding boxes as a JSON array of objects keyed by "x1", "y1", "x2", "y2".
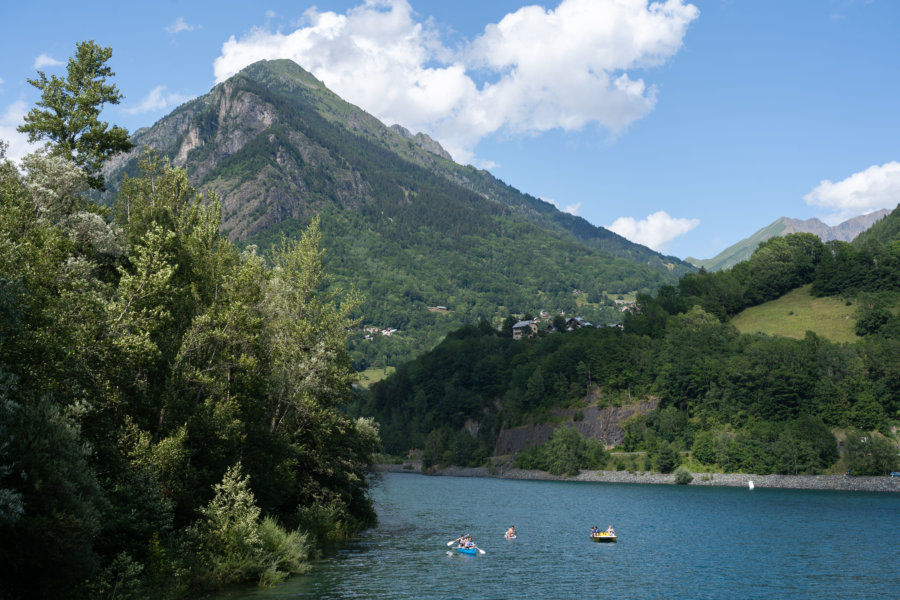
[{"x1": 0, "y1": 43, "x2": 379, "y2": 600}]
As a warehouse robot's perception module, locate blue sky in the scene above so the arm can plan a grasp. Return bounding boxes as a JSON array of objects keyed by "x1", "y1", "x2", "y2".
[{"x1": 2, "y1": 0, "x2": 898, "y2": 260}]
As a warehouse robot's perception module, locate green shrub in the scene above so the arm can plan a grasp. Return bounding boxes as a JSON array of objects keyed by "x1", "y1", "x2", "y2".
[
  {"x1": 674, "y1": 466, "x2": 693, "y2": 485},
  {"x1": 187, "y1": 464, "x2": 310, "y2": 590}
]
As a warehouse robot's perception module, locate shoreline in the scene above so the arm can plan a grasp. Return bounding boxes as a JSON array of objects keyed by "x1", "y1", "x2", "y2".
[{"x1": 372, "y1": 463, "x2": 900, "y2": 493}]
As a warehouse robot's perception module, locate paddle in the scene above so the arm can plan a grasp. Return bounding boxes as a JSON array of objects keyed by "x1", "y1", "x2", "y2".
[
  {"x1": 447, "y1": 536, "x2": 463, "y2": 546},
  {"x1": 474, "y1": 545, "x2": 486, "y2": 555}
]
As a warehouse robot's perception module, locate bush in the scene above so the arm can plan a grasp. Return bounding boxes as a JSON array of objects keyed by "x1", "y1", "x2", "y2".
[
  {"x1": 674, "y1": 466, "x2": 693, "y2": 485},
  {"x1": 187, "y1": 464, "x2": 310, "y2": 590}
]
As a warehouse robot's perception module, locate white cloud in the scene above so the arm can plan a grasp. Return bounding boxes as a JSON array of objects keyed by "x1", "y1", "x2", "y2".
[
  {"x1": 0, "y1": 101, "x2": 40, "y2": 163},
  {"x1": 34, "y1": 54, "x2": 63, "y2": 69},
  {"x1": 804, "y1": 161, "x2": 900, "y2": 224},
  {"x1": 124, "y1": 85, "x2": 192, "y2": 114},
  {"x1": 213, "y1": 0, "x2": 699, "y2": 164},
  {"x1": 165, "y1": 17, "x2": 196, "y2": 34},
  {"x1": 607, "y1": 210, "x2": 699, "y2": 251}
]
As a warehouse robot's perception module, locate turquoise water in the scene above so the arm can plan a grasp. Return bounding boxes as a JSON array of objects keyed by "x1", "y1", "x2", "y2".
[{"x1": 225, "y1": 472, "x2": 900, "y2": 599}]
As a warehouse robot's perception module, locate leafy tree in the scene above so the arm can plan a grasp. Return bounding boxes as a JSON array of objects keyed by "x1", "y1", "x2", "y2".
[
  {"x1": 18, "y1": 40, "x2": 133, "y2": 189},
  {"x1": 515, "y1": 426, "x2": 605, "y2": 476},
  {"x1": 263, "y1": 217, "x2": 361, "y2": 432},
  {"x1": 854, "y1": 296, "x2": 891, "y2": 336},
  {"x1": 844, "y1": 430, "x2": 899, "y2": 476},
  {"x1": 655, "y1": 441, "x2": 679, "y2": 474},
  {"x1": 850, "y1": 391, "x2": 884, "y2": 431}
]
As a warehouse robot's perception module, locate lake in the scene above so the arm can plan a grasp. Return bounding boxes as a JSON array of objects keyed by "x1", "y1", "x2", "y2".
[{"x1": 222, "y1": 472, "x2": 900, "y2": 599}]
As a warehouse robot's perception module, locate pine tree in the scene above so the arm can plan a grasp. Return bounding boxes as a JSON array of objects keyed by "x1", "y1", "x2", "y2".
[{"x1": 18, "y1": 40, "x2": 133, "y2": 190}]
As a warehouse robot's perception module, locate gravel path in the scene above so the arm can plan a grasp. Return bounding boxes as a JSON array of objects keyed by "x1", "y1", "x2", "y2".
[{"x1": 373, "y1": 463, "x2": 900, "y2": 493}]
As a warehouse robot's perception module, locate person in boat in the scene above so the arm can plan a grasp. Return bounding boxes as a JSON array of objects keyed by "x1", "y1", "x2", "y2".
[
  {"x1": 463, "y1": 536, "x2": 475, "y2": 549},
  {"x1": 590, "y1": 526, "x2": 598, "y2": 536},
  {"x1": 606, "y1": 525, "x2": 615, "y2": 536},
  {"x1": 505, "y1": 526, "x2": 517, "y2": 539}
]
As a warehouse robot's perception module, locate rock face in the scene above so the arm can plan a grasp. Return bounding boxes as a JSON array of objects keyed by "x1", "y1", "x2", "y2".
[
  {"x1": 389, "y1": 124, "x2": 453, "y2": 161},
  {"x1": 493, "y1": 398, "x2": 659, "y2": 456},
  {"x1": 780, "y1": 211, "x2": 892, "y2": 242}
]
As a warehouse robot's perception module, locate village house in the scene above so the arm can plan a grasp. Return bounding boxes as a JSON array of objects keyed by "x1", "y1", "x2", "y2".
[
  {"x1": 565, "y1": 316, "x2": 592, "y2": 331},
  {"x1": 512, "y1": 319, "x2": 539, "y2": 340}
]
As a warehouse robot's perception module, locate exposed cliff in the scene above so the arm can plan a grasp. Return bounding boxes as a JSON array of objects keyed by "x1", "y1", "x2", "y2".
[{"x1": 493, "y1": 398, "x2": 659, "y2": 456}]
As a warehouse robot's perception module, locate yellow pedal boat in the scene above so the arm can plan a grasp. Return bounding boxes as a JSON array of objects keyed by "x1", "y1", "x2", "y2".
[{"x1": 590, "y1": 532, "x2": 616, "y2": 543}]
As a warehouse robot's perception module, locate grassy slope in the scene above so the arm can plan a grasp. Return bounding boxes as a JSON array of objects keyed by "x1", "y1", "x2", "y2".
[
  {"x1": 730, "y1": 284, "x2": 858, "y2": 343},
  {"x1": 356, "y1": 366, "x2": 396, "y2": 388}
]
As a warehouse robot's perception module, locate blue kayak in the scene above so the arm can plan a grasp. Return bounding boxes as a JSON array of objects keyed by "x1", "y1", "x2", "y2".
[{"x1": 456, "y1": 547, "x2": 477, "y2": 556}]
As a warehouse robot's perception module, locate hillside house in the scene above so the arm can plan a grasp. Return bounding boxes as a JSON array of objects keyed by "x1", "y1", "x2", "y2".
[
  {"x1": 512, "y1": 319, "x2": 538, "y2": 340},
  {"x1": 565, "y1": 316, "x2": 592, "y2": 331}
]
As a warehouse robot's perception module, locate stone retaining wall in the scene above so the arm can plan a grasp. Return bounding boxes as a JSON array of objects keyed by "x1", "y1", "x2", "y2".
[{"x1": 372, "y1": 463, "x2": 900, "y2": 493}]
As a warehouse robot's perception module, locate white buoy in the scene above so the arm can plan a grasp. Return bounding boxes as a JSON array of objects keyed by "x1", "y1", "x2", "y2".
[{"x1": 748, "y1": 480, "x2": 755, "y2": 490}]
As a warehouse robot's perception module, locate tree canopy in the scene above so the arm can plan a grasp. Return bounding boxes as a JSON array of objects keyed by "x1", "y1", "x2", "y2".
[
  {"x1": 18, "y1": 40, "x2": 133, "y2": 190},
  {"x1": 0, "y1": 143, "x2": 380, "y2": 598}
]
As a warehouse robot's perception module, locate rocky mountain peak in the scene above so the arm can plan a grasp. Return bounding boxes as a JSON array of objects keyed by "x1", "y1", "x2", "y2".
[{"x1": 389, "y1": 124, "x2": 453, "y2": 161}]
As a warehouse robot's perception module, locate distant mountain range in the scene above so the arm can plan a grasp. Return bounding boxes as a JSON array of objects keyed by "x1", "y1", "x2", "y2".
[
  {"x1": 103, "y1": 59, "x2": 695, "y2": 368},
  {"x1": 686, "y1": 210, "x2": 893, "y2": 272}
]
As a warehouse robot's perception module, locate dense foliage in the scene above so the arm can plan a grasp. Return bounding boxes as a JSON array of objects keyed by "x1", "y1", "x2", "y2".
[
  {"x1": 356, "y1": 229, "x2": 900, "y2": 477},
  {"x1": 515, "y1": 426, "x2": 607, "y2": 476},
  {"x1": 0, "y1": 141, "x2": 379, "y2": 598}
]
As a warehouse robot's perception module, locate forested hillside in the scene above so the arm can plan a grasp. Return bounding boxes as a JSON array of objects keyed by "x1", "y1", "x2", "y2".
[
  {"x1": 358, "y1": 222, "x2": 900, "y2": 477},
  {"x1": 102, "y1": 59, "x2": 696, "y2": 369}
]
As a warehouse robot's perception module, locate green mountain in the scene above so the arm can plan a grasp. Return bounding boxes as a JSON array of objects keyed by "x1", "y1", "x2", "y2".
[
  {"x1": 104, "y1": 59, "x2": 696, "y2": 368},
  {"x1": 687, "y1": 210, "x2": 892, "y2": 272}
]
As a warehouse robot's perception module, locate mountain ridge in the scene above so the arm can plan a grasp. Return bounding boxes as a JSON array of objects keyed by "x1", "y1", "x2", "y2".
[{"x1": 687, "y1": 209, "x2": 892, "y2": 272}]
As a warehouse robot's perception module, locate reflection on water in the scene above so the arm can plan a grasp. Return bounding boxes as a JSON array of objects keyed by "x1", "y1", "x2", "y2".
[{"x1": 219, "y1": 473, "x2": 900, "y2": 599}]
